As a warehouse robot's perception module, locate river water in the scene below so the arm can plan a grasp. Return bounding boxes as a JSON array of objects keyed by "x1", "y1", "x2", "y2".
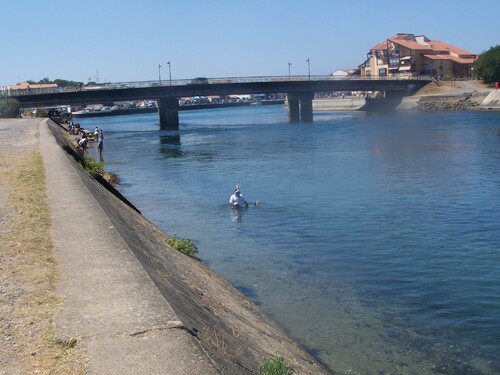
[{"x1": 80, "y1": 106, "x2": 500, "y2": 374}]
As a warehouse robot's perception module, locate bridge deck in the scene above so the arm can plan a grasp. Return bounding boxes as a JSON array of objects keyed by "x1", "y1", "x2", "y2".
[{"x1": 10, "y1": 76, "x2": 430, "y2": 108}]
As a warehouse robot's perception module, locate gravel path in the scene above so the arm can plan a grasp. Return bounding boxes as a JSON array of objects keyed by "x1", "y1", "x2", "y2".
[
  {"x1": 0, "y1": 118, "x2": 39, "y2": 234},
  {"x1": 0, "y1": 118, "x2": 42, "y2": 373},
  {"x1": 0, "y1": 118, "x2": 40, "y2": 155}
]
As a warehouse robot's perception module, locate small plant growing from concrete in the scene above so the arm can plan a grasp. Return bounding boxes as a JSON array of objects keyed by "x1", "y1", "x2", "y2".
[
  {"x1": 166, "y1": 235, "x2": 198, "y2": 256},
  {"x1": 82, "y1": 155, "x2": 104, "y2": 177},
  {"x1": 258, "y1": 351, "x2": 293, "y2": 375}
]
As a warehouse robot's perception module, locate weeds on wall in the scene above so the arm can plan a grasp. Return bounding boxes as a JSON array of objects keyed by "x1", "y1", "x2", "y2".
[
  {"x1": 165, "y1": 235, "x2": 198, "y2": 256},
  {"x1": 258, "y1": 351, "x2": 294, "y2": 375}
]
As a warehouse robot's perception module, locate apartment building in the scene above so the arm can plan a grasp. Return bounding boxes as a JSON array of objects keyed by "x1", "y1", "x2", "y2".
[{"x1": 360, "y1": 34, "x2": 477, "y2": 78}]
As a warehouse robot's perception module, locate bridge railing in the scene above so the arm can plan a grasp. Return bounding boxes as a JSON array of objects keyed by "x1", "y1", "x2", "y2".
[{"x1": 3, "y1": 74, "x2": 432, "y2": 97}]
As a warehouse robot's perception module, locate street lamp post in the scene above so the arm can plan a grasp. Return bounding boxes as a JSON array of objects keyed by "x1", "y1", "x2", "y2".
[
  {"x1": 306, "y1": 58, "x2": 310, "y2": 80},
  {"x1": 158, "y1": 64, "x2": 162, "y2": 85},
  {"x1": 288, "y1": 62, "x2": 292, "y2": 80},
  {"x1": 167, "y1": 61, "x2": 172, "y2": 85}
]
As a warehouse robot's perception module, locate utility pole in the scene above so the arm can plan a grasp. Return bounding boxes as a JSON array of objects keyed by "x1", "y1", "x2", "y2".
[{"x1": 167, "y1": 61, "x2": 171, "y2": 85}]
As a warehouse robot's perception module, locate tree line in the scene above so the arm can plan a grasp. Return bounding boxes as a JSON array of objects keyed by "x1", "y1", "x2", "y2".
[
  {"x1": 474, "y1": 45, "x2": 500, "y2": 84},
  {"x1": 26, "y1": 77, "x2": 83, "y2": 88}
]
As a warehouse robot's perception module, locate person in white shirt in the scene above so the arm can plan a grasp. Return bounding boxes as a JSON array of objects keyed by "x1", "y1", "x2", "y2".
[{"x1": 229, "y1": 189, "x2": 248, "y2": 208}]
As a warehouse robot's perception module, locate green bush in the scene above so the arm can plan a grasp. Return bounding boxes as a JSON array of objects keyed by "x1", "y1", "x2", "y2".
[
  {"x1": 258, "y1": 352, "x2": 294, "y2": 375},
  {"x1": 166, "y1": 235, "x2": 198, "y2": 256},
  {"x1": 0, "y1": 97, "x2": 20, "y2": 118},
  {"x1": 475, "y1": 45, "x2": 500, "y2": 84},
  {"x1": 82, "y1": 155, "x2": 104, "y2": 177}
]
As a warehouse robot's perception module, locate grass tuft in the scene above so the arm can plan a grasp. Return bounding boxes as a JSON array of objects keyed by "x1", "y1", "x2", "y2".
[
  {"x1": 165, "y1": 234, "x2": 199, "y2": 256},
  {"x1": 258, "y1": 351, "x2": 294, "y2": 375}
]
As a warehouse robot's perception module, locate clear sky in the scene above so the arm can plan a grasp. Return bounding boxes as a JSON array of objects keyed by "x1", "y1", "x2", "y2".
[{"x1": 1, "y1": 0, "x2": 498, "y2": 85}]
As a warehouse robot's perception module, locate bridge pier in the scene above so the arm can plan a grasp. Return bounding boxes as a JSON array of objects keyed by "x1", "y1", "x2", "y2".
[
  {"x1": 288, "y1": 97, "x2": 300, "y2": 122},
  {"x1": 286, "y1": 92, "x2": 314, "y2": 123},
  {"x1": 157, "y1": 97, "x2": 179, "y2": 130}
]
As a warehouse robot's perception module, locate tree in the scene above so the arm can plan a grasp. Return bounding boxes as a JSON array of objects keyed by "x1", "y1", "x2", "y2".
[
  {"x1": 25, "y1": 78, "x2": 83, "y2": 88},
  {"x1": 53, "y1": 79, "x2": 83, "y2": 88},
  {"x1": 474, "y1": 45, "x2": 500, "y2": 84},
  {"x1": 0, "y1": 98, "x2": 20, "y2": 118}
]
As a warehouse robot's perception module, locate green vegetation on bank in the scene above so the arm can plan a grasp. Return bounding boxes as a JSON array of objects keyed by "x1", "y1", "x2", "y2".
[
  {"x1": 0, "y1": 97, "x2": 20, "y2": 117},
  {"x1": 166, "y1": 235, "x2": 198, "y2": 256},
  {"x1": 475, "y1": 45, "x2": 500, "y2": 84},
  {"x1": 81, "y1": 155, "x2": 104, "y2": 177},
  {"x1": 258, "y1": 352, "x2": 294, "y2": 375}
]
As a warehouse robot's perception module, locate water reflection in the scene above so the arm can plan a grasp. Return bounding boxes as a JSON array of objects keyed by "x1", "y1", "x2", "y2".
[
  {"x1": 230, "y1": 206, "x2": 246, "y2": 230},
  {"x1": 159, "y1": 132, "x2": 183, "y2": 158}
]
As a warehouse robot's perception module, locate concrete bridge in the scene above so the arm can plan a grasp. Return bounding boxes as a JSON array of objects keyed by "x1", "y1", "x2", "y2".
[{"x1": 11, "y1": 76, "x2": 430, "y2": 130}]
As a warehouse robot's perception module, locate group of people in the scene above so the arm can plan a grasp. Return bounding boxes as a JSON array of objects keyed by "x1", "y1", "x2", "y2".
[
  {"x1": 67, "y1": 121, "x2": 81, "y2": 135},
  {"x1": 72, "y1": 125, "x2": 103, "y2": 158}
]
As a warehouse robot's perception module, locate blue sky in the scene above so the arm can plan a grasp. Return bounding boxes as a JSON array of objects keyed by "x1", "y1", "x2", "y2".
[{"x1": 1, "y1": 0, "x2": 498, "y2": 85}]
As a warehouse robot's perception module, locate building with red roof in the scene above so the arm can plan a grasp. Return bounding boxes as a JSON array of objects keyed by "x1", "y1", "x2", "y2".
[
  {"x1": 360, "y1": 33, "x2": 477, "y2": 78},
  {"x1": 8, "y1": 81, "x2": 58, "y2": 90}
]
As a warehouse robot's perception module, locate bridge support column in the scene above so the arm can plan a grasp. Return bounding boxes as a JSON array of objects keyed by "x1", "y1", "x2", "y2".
[
  {"x1": 287, "y1": 97, "x2": 300, "y2": 122},
  {"x1": 157, "y1": 97, "x2": 179, "y2": 130},
  {"x1": 286, "y1": 92, "x2": 314, "y2": 123},
  {"x1": 300, "y1": 92, "x2": 314, "y2": 122}
]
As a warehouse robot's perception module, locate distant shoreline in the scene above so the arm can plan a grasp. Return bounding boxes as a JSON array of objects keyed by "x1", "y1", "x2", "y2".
[{"x1": 71, "y1": 100, "x2": 285, "y2": 118}]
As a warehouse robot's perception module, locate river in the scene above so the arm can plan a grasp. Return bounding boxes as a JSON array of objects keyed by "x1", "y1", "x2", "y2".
[{"x1": 79, "y1": 106, "x2": 500, "y2": 374}]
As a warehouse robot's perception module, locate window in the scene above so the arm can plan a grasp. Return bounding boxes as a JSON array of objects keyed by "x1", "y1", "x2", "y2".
[
  {"x1": 379, "y1": 68, "x2": 387, "y2": 76},
  {"x1": 389, "y1": 57, "x2": 399, "y2": 67}
]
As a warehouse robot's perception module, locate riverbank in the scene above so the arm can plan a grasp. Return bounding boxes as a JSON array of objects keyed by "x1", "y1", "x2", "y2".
[
  {"x1": 312, "y1": 80, "x2": 499, "y2": 111},
  {"x1": 403, "y1": 80, "x2": 498, "y2": 110},
  {"x1": 0, "y1": 117, "x2": 327, "y2": 374}
]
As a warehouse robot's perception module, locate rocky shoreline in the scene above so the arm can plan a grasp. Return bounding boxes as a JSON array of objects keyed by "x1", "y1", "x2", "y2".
[{"x1": 415, "y1": 94, "x2": 480, "y2": 111}]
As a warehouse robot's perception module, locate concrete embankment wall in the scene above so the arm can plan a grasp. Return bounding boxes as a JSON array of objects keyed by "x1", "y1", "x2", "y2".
[
  {"x1": 313, "y1": 98, "x2": 365, "y2": 111},
  {"x1": 47, "y1": 120, "x2": 327, "y2": 375},
  {"x1": 479, "y1": 90, "x2": 500, "y2": 109}
]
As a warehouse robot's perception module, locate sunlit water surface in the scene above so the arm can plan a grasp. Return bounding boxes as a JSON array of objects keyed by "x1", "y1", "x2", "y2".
[{"x1": 80, "y1": 106, "x2": 500, "y2": 374}]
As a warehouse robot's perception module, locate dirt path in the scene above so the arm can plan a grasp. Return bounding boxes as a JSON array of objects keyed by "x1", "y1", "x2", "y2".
[{"x1": 414, "y1": 80, "x2": 492, "y2": 97}]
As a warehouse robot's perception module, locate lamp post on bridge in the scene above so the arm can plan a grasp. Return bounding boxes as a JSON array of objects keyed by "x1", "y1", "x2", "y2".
[
  {"x1": 158, "y1": 64, "x2": 162, "y2": 85},
  {"x1": 288, "y1": 62, "x2": 292, "y2": 81},
  {"x1": 306, "y1": 58, "x2": 310, "y2": 80},
  {"x1": 167, "y1": 61, "x2": 172, "y2": 85}
]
